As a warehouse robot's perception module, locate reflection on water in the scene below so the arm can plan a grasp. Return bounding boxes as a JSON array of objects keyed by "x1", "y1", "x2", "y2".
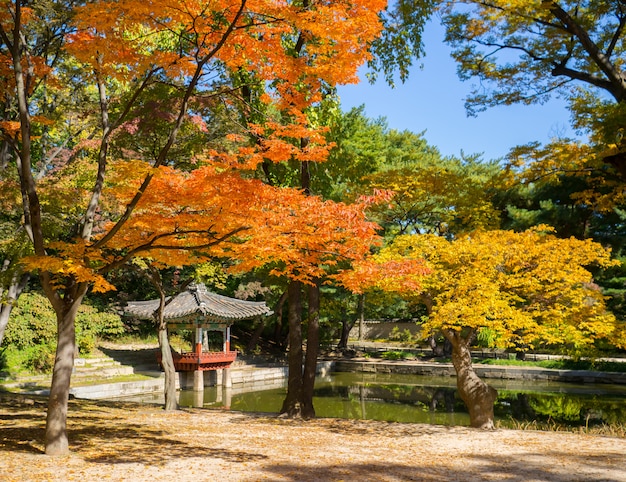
[{"x1": 176, "y1": 372, "x2": 626, "y2": 428}]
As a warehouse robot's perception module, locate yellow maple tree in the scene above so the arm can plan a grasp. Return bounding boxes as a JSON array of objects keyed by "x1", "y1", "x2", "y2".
[{"x1": 347, "y1": 227, "x2": 624, "y2": 428}]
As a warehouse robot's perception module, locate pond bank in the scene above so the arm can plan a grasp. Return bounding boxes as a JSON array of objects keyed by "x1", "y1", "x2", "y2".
[
  {"x1": 4, "y1": 347, "x2": 625, "y2": 402},
  {"x1": 333, "y1": 358, "x2": 626, "y2": 385},
  {"x1": 66, "y1": 357, "x2": 626, "y2": 401}
]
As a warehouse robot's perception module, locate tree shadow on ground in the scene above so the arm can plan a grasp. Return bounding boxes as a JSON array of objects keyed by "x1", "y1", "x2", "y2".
[
  {"x1": 262, "y1": 453, "x2": 625, "y2": 482},
  {"x1": 466, "y1": 451, "x2": 625, "y2": 482},
  {"x1": 234, "y1": 412, "x2": 472, "y2": 439},
  {"x1": 0, "y1": 395, "x2": 269, "y2": 464}
]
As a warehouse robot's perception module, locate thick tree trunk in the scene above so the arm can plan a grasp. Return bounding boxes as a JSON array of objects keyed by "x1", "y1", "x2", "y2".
[
  {"x1": 280, "y1": 280, "x2": 303, "y2": 416},
  {"x1": 447, "y1": 331, "x2": 497, "y2": 429},
  {"x1": 45, "y1": 294, "x2": 85, "y2": 455},
  {"x1": 300, "y1": 281, "x2": 320, "y2": 419}
]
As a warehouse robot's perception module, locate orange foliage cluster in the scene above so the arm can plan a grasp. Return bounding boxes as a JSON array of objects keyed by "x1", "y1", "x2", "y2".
[
  {"x1": 22, "y1": 161, "x2": 384, "y2": 291},
  {"x1": 8, "y1": 0, "x2": 389, "y2": 292},
  {"x1": 63, "y1": 0, "x2": 384, "y2": 165}
]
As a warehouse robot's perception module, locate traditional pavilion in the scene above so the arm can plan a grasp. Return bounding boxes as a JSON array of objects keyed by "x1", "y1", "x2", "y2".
[{"x1": 123, "y1": 283, "x2": 272, "y2": 391}]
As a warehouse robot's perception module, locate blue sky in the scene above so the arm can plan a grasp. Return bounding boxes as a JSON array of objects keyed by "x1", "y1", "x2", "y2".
[{"x1": 336, "y1": 20, "x2": 582, "y2": 162}]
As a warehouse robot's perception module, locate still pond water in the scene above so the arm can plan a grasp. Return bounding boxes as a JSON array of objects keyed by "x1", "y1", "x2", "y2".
[{"x1": 176, "y1": 372, "x2": 626, "y2": 428}]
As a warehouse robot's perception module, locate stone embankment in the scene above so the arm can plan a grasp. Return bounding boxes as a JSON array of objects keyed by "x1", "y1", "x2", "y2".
[
  {"x1": 2, "y1": 341, "x2": 625, "y2": 401},
  {"x1": 332, "y1": 358, "x2": 626, "y2": 384}
]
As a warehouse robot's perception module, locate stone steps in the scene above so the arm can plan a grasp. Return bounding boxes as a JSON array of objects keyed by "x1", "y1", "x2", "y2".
[{"x1": 1, "y1": 346, "x2": 158, "y2": 392}]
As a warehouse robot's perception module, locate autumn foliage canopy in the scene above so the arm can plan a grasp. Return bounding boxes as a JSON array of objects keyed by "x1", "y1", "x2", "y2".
[
  {"x1": 3, "y1": 0, "x2": 388, "y2": 292},
  {"x1": 348, "y1": 227, "x2": 626, "y2": 351}
]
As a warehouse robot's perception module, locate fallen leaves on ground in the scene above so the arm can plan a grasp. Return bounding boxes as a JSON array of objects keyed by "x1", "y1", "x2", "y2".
[{"x1": 1, "y1": 393, "x2": 625, "y2": 481}]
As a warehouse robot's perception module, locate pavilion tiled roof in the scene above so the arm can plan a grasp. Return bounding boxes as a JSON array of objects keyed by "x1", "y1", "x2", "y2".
[{"x1": 123, "y1": 283, "x2": 272, "y2": 321}]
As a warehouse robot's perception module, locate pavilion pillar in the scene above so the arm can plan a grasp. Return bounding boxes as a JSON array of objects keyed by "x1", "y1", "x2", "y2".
[
  {"x1": 222, "y1": 367, "x2": 232, "y2": 388},
  {"x1": 224, "y1": 325, "x2": 231, "y2": 352},
  {"x1": 195, "y1": 326, "x2": 203, "y2": 357},
  {"x1": 193, "y1": 369, "x2": 204, "y2": 391},
  {"x1": 193, "y1": 326, "x2": 204, "y2": 391},
  {"x1": 222, "y1": 386, "x2": 232, "y2": 410}
]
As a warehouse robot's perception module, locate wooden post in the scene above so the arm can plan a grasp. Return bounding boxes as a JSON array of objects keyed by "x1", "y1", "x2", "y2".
[
  {"x1": 195, "y1": 326, "x2": 203, "y2": 357},
  {"x1": 224, "y1": 325, "x2": 231, "y2": 352}
]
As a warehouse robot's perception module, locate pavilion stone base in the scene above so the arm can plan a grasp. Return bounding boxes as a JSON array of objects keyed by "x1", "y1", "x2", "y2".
[{"x1": 178, "y1": 368, "x2": 233, "y2": 391}]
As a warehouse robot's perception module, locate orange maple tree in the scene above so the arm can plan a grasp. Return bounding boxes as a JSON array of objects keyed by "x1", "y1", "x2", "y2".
[{"x1": 0, "y1": 0, "x2": 385, "y2": 455}]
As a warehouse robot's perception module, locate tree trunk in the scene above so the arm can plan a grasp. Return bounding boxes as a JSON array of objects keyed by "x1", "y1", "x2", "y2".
[
  {"x1": 300, "y1": 280, "x2": 320, "y2": 418},
  {"x1": 158, "y1": 322, "x2": 178, "y2": 411},
  {"x1": 337, "y1": 318, "x2": 355, "y2": 350},
  {"x1": 0, "y1": 261, "x2": 28, "y2": 347},
  {"x1": 150, "y1": 269, "x2": 181, "y2": 411},
  {"x1": 246, "y1": 317, "x2": 265, "y2": 353},
  {"x1": 357, "y1": 293, "x2": 364, "y2": 341},
  {"x1": 273, "y1": 291, "x2": 288, "y2": 347},
  {"x1": 280, "y1": 280, "x2": 303, "y2": 416},
  {"x1": 45, "y1": 292, "x2": 86, "y2": 455},
  {"x1": 446, "y1": 331, "x2": 497, "y2": 429}
]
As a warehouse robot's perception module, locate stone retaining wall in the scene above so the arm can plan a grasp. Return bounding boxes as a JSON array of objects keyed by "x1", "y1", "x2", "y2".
[
  {"x1": 333, "y1": 360, "x2": 626, "y2": 384},
  {"x1": 70, "y1": 377, "x2": 176, "y2": 400},
  {"x1": 348, "y1": 321, "x2": 420, "y2": 340},
  {"x1": 69, "y1": 358, "x2": 626, "y2": 401},
  {"x1": 71, "y1": 361, "x2": 335, "y2": 400}
]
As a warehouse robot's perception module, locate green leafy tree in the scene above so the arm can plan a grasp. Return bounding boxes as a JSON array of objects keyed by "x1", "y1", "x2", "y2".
[
  {"x1": 439, "y1": 1, "x2": 626, "y2": 115},
  {"x1": 436, "y1": 1, "x2": 626, "y2": 185},
  {"x1": 363, "y1": 149, "x2": 503, "y2": 238}
]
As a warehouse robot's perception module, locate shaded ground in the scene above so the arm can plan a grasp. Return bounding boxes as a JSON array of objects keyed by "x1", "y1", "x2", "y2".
[{"x1": 1, "y1": 394, "x2": 625, "y2": 481}]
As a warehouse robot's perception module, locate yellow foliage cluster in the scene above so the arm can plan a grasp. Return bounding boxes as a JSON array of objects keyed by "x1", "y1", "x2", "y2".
[
  {"x1": 354, "y1": 227, "x2": 623, "y2": 350},
  {"x1": 506, "y1": 140, "x2": 626, "y2": 213}
]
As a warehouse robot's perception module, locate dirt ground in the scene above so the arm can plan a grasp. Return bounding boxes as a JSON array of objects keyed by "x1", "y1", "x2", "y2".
[{"x1": 1, "y1": 395, "x2": 625, "y2": 482}]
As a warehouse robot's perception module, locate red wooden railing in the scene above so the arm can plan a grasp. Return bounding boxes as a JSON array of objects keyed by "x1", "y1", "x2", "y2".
[{"x1": 157, "y1": 350, "x2": 237, "y2": 371}]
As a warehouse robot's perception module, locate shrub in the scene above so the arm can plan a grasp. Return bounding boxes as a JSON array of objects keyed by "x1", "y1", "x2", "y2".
[
  {"x1": 3, "y1": 292, "x2": 125, "y2": 358},
  {"x1": 381, "y1": 350, "x2": 412, "y2": 360},
  {"x1": 389, "y1": 326, "x2": 415, "y2": 343},
  {"x1": 24, "y1": 343, "x2": 56, "y2": 373},
  {"x1": 3, "y1": 292, "x2": 56, "y2": 349},
  {"x1": 76, "y1": 304, "x2": 125, "y2": 353}
]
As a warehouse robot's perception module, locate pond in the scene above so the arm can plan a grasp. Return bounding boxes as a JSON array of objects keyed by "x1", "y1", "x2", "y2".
[{"x1": 176, "y1": 372, "x2": 626, "y2": 429}]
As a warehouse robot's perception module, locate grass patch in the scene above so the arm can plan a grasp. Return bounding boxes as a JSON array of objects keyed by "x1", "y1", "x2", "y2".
[
  {"x1": 107, "y1": 333, "x2": 159, "y2": 346},
  {"x1": 497, "y1": 417, "x2": 626, "y2": 437},
  {"x1": 476, "y1": 358, "x2": 626, "y2": 373},
  {"x1": 380, "y1": 350, "x2": 417, "y2": 361}
]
